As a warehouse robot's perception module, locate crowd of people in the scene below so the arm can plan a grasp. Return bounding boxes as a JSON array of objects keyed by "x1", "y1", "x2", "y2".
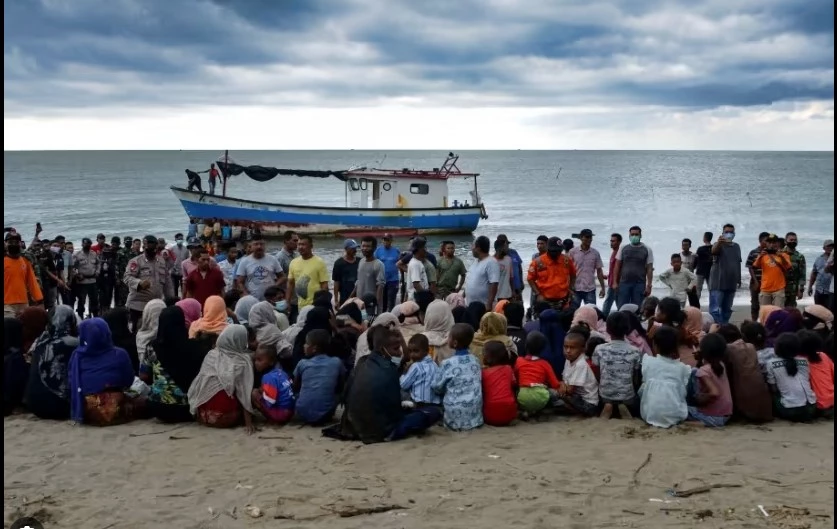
[{"x1": 3, "y1": 222, "x2": 834, "y2": 443}]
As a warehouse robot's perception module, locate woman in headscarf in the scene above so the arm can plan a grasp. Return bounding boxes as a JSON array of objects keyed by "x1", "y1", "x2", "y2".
[
  {"x1": 187, "y1": 324, "x2": 256, "y2": 433},
  {"x1": 103, "y1": 308, "x2": 139, "y2": 374},
  {"x1": 621, "y1": 308, "x2": 653, "y2": 356},
  {"x1": 25, "y1": 306, "x2": 78, "y2": 420},
  {"x1": 189, "y1": 295, "x2": 229, "y2": 344},
  {"x1": 764, "y1": 309, "x2": 803, "y2": 347},
  {"x1": 234, "y1": 295, "x2": 259, "y2": 326},
  {"x1": 677, "y1": 306, "x2": 705, "y2": 367},
  {"x1": 494, "y1": 299, "x2": 509, "y2": 315},
  {"x1": 446, "y1": 291, "x2": 466, "y2": 310},
  {"x1": 291, "y1": 307, "x2": 333, "y2": 371},
  {"x1": 248, "y1": 301, "x2": 292, "y2": 358},
  {"x1": 451, "y1": 306, "x2": 467, "y2": 324},
  {"x1": 803, "y1": 304, "x2": 834, "y2": 341},
  {"x1": 4, "y1": 318, "x2": 27, "y2": 416},
  {"x1": 19, "y1": 306, "x2": 48, "y2": 358},
  {"x1": 758, "y1": 305, "x2": 782, "y2": 325},
  {"x1": 355, "y1": 312, "x2": 400, "y2": 365},
  {"x1": 537, "y1": 309, "x2": 565, "y2": 377},
  {"x1": 69, "y1": 318, "x2": 140, "y2": 426},
  {"x1": 571, "y1": 305, "x2": 609, "y2": 340},
  {"x1": 146, "y1": 306, "x2": 212, "y2": 423},
  {"x1": 335, "y1": 303, "x2": 365, "y2": 368},
  {"x1": 464, "y1": 302, "x2": 487, "y2": 330},
  {"x1": 135, "y1": 299, "x2": 166, "y2": 382},
  {"x1": 392, "y1": 300, "x2": 425, "y2": 342},
  {"x1": 176, "y1": 298, "x2": 202, "y2": 328},
  {"x1": 422, "y1": 299, "x2": 455, "y2": 363},
  {"x1": 471, "y1": 312, "x2": 517, "y2": 365},
  {"x1": 283, "y1": 305, "x2": 313, "y2": 346}
]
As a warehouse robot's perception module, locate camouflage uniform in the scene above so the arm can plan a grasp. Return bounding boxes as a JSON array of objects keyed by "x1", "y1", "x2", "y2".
[
  {"x1": 23, "y1": 249, "x2": 43, "y2": 289},
  {"x1": 784, "y1": 249, "x2": 807, "y2": 307}
]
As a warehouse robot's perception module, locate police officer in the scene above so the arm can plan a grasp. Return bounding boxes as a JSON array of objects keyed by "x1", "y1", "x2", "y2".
[
  {"x1": 99, "y1": 236, "x2": 121, "y2": 310},
  {"x1": 115, "y1": 237, "x2": 135, "y2": 308},
  {"x1": 73, "y1": 237, "x2": 101, "y2": 319},
  {"x1": 124, "y1": 235, "x2": 174, "y2": 332}
]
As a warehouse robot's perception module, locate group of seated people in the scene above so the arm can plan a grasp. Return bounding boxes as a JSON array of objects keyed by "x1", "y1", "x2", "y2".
[{"x1": 4, "y1": 288, "x2": 834, "y2": 443}]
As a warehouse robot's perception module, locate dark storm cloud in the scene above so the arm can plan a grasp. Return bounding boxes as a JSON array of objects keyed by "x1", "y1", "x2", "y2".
[{"x1": 3, "y1": 0, "x2": 833, "y2": 116}]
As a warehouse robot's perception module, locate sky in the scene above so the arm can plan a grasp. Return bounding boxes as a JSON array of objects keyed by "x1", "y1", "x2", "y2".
[{"x1": 3, "y1": 0, "x2": 834, "y2": 150}]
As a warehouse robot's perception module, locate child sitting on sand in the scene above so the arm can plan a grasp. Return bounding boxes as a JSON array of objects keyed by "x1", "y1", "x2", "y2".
[
  {"x1": 400, "y1": 334, "x2": 441, "y2": 408},
  {"x1": 593, "y1": 312, "x2": 641, "y2": 419},
  {"x1": 431, "y1": 323, "x2": 484, "y2": 431},
  {"x1": 639, "y1": 326, "x2": 691, "y2": 428},
  {"x1": 687, "y1": 334, "x2": 733, "y2": 427},
  {"x1": 796, "y1": 330, "x2": 832, "y2": 419},
  {"x1": 556, "y1": 332, "x2": 599, "y2": 417},
  {"x1": 514, "y1": 331, "x2": 561, "y2": 416},
  {"x1": 765, "y1": 333, "x2": 817, "y2": 422},
  {"x1": 293, "y1": 329, "x2": 346, "y2": 425},
  {"x1": 481, "y1": 341, "x2": 518, "y2": 426},
  {"x1": 585, "y1": 336, "x2": 606, "y2": 381},
  {"x1": 252, "y1": 344, "x2": 295, "y2": 425},
  {"x1": 741, "y1": 321, "x2": 774, "y2": 375}
]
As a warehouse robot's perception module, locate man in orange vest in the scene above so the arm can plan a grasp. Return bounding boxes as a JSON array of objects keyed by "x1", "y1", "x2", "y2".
[{"x1": 527, "y1": 236, "x2": 578, "y2": 311}]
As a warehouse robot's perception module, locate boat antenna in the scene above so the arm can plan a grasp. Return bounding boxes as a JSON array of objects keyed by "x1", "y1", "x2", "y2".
[{"x1": 555, "y1": 167, "x2": 563, "y2": 180}]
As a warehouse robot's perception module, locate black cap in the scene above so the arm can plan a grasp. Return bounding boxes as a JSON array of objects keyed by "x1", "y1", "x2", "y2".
[
  {"x1": 96, "y1": 233, "x2": 106, "y2": 240},
  {"x1": 765, "y1": 233, "x2": 780, "y2": 243},
  {"x1": 82, "y1": 237, "x2": 92, "y2": 245},
  {"x1": 579, "y1": 229, "x2": 594, "y2": 238},
  {"x1": 547, "y1": 237, "x2": 563, "y2": 251},
  {"x1": 111, "y1": 236, "x2": 121, "y2": 244},
  {"x1": 143, "y1": 234, "x2": 158, "y2": 246}
]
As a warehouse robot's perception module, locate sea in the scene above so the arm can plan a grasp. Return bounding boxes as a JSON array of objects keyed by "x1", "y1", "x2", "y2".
[{"x1": 4, "y1": 150, "x2": 834, "y2": 303}]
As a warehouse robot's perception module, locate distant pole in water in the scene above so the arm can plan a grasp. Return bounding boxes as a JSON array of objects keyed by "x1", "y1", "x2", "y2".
[
  {"x1": 746, "y1": 192, "x2": 753, "y2": 207},
  {"x1": 222, "y1": 149, "x2": 229, "y2": 197}
]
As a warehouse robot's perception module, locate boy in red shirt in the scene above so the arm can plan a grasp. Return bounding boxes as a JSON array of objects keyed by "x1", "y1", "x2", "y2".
[
  {"x1": 482, "y1": 341, "x2": 518, "y2": 426},
  {"x1": 514, "y1": 331, "x2": 561, "y2": 416}
]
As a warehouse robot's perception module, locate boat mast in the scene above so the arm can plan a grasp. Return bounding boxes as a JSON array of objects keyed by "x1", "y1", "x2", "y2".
[{"x1": 222, "y1": 149, "x2": 229, "y2": 197}]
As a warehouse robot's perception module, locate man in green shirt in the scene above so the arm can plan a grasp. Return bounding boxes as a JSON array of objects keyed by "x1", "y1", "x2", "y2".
[{"x1": 436, "y1": 240, "x2": 467, "y2": 300}]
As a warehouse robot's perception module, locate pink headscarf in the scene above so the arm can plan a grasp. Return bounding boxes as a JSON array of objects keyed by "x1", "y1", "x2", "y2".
[
  {"x1": 445, "y1": 292, "x2": 466, "y2": 309},
  {"x1": 176, "y1": 298, "x2": 202, "y2": 328},
  {"x1": 572, "y1": 305, "x2": 607, "y2": 334}
]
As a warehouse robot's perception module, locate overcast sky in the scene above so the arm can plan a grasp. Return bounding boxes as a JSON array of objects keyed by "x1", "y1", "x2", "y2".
[{"x1": 4, "y1": 0, "x2": 834, "y2": 150}]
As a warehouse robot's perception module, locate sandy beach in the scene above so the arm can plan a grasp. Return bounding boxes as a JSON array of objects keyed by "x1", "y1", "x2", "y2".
[{"x1": 4, "y1": 413, "x2": 833, "y2": 529}]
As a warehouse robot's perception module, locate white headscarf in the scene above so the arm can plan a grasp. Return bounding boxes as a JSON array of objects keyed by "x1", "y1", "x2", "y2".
[
  {"x1": 248, "y1": 301, "x2": 292, "y2": 357},
  {"x1": 187, "y1": 325, "x2": 255, "y2": 414},
  {"x1": 423, "y1": 300, "x2": 454, "y2": 347},
  {"x1": 283, "y1": 305, "x2": 314, "y2": 345},
  {"x1": 136, "y1": 299, "x2": 165, "y2": 365},
  {"x1": 355, "y1": 312, "x2": 400, "y2": 365},
  {"x1": 234, "y1": 295, "x2": 259, "y2": 325}
]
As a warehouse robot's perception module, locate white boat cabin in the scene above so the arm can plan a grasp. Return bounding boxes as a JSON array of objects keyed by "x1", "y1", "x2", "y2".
[{"x1": 345, "y1": 171, "x2": 453, "y2": 210}]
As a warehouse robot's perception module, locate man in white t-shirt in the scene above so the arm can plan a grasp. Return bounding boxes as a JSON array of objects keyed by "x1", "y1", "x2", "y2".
[{"x1": 406, "y1": 239, "x2": 429, "y2": 300}]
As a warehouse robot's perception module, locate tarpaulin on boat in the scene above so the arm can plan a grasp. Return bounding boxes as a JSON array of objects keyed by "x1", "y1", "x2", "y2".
[{"x1": 217, "y1": 162, "x2": 349, "y2": 182}]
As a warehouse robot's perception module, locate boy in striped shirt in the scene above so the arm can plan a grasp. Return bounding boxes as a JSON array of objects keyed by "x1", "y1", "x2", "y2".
[{"x1": 400, "y1": 334, "x2": 441, "y2": 408}]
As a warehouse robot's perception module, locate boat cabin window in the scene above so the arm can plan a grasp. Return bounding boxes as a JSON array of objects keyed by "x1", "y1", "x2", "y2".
[
  {"x1": 410, "y1": 183, "x2": 430, "y2": 195},
  {"x1": 359, "y1": 178, "x2": 368, "y2": 190},
  {"x1": 349, "y1": 178, "x2": 360, "y2": 191}
]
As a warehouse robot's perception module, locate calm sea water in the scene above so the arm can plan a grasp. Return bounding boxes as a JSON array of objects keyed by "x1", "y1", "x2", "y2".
[{"x1": 4, "y1": 150, "x2": 834, "y2": 300}]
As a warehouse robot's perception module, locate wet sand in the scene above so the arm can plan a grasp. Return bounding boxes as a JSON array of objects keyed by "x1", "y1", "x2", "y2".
[{"x1": 4, "y1": 414, "x2": 833, "y2": 529}]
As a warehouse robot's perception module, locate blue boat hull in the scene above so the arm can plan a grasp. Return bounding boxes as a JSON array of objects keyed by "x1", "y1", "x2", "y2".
[{"x1": 171, "y1": 187, "x2": 483, "y2": 236}]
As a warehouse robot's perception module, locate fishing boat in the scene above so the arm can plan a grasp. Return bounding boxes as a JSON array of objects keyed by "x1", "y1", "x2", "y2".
[{"x1": 171, "y1": 152, "x2": 488, "y2": 237}]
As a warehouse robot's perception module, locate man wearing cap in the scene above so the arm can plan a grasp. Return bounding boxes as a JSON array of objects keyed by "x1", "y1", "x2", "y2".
[
  {"x1": 496, "y1": 234, "x2": 524, "y2": 301},
  {"x1": 98, "y1": 236, "x2": 121, "y2": 310},
  {"x1": 569, "y1": 229, "x2": 606, "y2": 307},
  {"x1": 333, "y1": 239, "x2": 360, "y2": 308},
  {"x1": 374, "y1": 233, "x2": 401, "y2": 312},
  {"x1": 527, "y1": 236, "x2": 578, "y2": 311},
  {"x1": 72, "y1": 237, "x2": 102, "y2": 319},
  {"x1": 125, "y1": 235, "x2": 174, "y2": 330},
  {"x1": 783, "y1": 232, "x2": 806, "y2": 307},
  {"x1": 752, "y1": 234, "x2": 792, "y2": 309},
  {"x1": 90, "y1": 233, "x2": 106, "y2": 254},
  {"x1": 809, "y1": 239, "x2": 834, "y2": 308},
  {"x1": 235, "y1": 236, "x2": 282, "y2": 301},
  {"x1": 745, "y1": 232, "x2": 770, "y2": 321},
  {"x1": 4, "y1": 233, "x2": 43, "y2": 316}
]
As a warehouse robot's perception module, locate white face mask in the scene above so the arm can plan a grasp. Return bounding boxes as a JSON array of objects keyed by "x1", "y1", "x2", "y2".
[{"x1": 390, "y1": 356, "x2": 402, "y2": 367}]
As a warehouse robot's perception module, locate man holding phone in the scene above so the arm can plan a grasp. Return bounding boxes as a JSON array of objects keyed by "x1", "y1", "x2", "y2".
[{"x1": 708, "y1": 223, "x2": 742, "y2": 324}]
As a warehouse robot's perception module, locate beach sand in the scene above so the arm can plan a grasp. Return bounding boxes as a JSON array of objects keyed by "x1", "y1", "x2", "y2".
[{"x1": 4, "y1": 414, "x2": 833, "y2": 529}]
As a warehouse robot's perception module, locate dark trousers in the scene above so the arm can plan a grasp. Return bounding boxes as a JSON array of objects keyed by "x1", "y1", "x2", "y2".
[
  {"x1": 814, "y1": 292, "x2": 832, "y2": 308},
  {"x1": 61, "y1": 287, "x2": 76, "y2": 308},
  {"x1": 114, "y1": 283, "x2": 128, "y2": 308},
  {"x1": 75, "y1": 283, "x2": 99, "y2": 319},
  {"x1": 389, "y1": 406, "x2": 443, "y2": 441},
  {"x1": 98, "y1": 282, "x2": 115, "y2": 312},
  {"x1": 602, "y1": 287, "x2": 617, "y2": 317},
  {"x1": 171, "y1": 274, "x2": 183, "y2": 298},
  {"x1": 383, "y1": 281, "x2": 400, "y2": 312},
  {"x1": 289, "y1": 303, "x2": 299, "y2": 325},
  {"x1": 130, "y1": 309, "x2": 143, "y2": 334},
  {"x1": 750, "y1": 286, "x2": 760, "y2": 321}
]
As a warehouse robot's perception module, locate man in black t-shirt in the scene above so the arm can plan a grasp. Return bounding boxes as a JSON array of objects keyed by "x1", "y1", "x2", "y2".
[{"x1": 694, "y1": 231, "x2": 714, "y2": 302}]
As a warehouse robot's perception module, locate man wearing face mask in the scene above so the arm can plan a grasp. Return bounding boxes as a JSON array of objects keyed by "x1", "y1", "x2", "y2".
[
  {"x1": 353, "y1": 236, "x2": 385, "y2": 315},
  {"x1": 613, "y1": 226, "x2": 654, "y2": 309},
  {"x1": 169, "y1": 233, "x2": 191, "y2": 298},
  {"x1": 753, "y1": 234, "x2": 792, "y2": 308},
  {"x1": 783, "y1": 232, "x2": 807, "y2": 307},
  {"x1": 3, "y1": 234, "x2": 44, "y2": 316},
  {"x1": 72, "y1": 237, "x2": 101, "y2": 319},
  {"x1": 707, "y1": 223, "x2": 743, "y2": 324},
  {"x1": 124, "y1": 235, "x2": 174, "y2": 331},
  {"x1": 809, "y1": 239, "x2": 834, "y2": 308},
  {"x1": 527, "y1": 236, "x2": 578, "y2": 311}
]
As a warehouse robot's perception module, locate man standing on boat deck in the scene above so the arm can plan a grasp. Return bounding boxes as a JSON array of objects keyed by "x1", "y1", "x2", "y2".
[
  {"x1": 613, "y1": 226, "x2": 654, "y2": 310},
  {"x1": 169, "y1": 233, "x2": 191, "y2": 299},
  {"x1": 353, "y1": 236, "x2": 386, "y2": 315},
  {"x1": 569, "y1": 229, "x2": 606, "y2": 307},
  {"x1": 125, "y1": 235, "x2": 173, "y2": 331},
  {"x1": 201, "y1": 163, "x2": 220, "y2": 196},
  {"x1": 374, "y1": 233, "x2": 401, "y2": 312},
  {"x1": 274, "y1": 230, "x2": 299, "y2": 322},
  {"x1": 465, "y1": 236, "x2": 501, "y2": 310},
  {"x1": 286, "y1": 235, "x2": 329, "y2": 309},
  {"x1": 235, "y1": 236, "x2": 282, "y2": 301},
  {"x1": 73, "y1": 237, "x2": 101, "y2": 319},
  {"x1": 333, "y1": 240, "x2": 360, "y2": 308}
]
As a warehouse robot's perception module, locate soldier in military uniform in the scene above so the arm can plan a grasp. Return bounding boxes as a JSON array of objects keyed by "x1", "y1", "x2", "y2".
[
  {"x1": 72, "y1": 237, "x2": 101, "y2": 319},
  {"x1": 115, "y1": 237, "x2": 133, "y2": 307},
  {"x1": 783, "y1": 231, "x2": 807, "y2": 307},
  {"x1": 98, "y1": 236, "x2": 121, "y2": 311},
  {"x1": 124, "y1": 235, "x2": 174, "y2": 332}
]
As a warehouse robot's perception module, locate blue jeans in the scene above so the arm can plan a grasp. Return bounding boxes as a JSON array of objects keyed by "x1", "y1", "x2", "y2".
[
  {"x1": 209, "y1": 179, "x2": 216, "y2": 195},
  {"x1": 383, "y1": 281, "x2": 399, "y2": 313},
  {"x1": 389, "y1": 406, "x2": 443, "y2": 441},
  {"x1": 574, "y1": 290, "x2": 597, "y2": 307},
  {"x1": 617, "y1": 281, "x2": 646, "y2": 310},
  {"x1": 709, "y1": 289, "x2": 736, "y2": 324},
  {"x1": 602, "y1": 287, "x2": 617, "y2": 317},
  {"x1": 687, "y1": 406, "x2": 729, "y2": 428}
]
